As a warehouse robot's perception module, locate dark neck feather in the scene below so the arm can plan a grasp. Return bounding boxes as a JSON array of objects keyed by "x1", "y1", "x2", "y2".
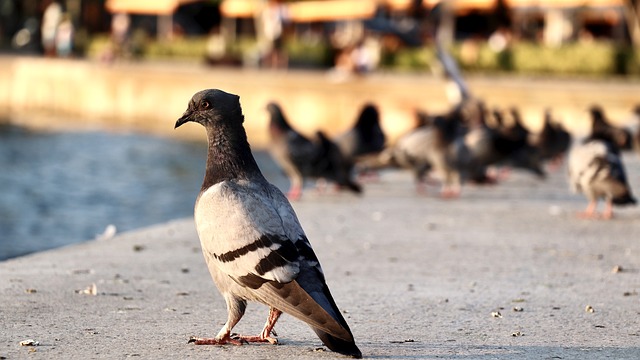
[{"x1": 201, "y1": 122, "x2": 264, "y2": 191}]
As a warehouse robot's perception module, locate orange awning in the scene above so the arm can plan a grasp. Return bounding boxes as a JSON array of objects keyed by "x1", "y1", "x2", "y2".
[
  {"x1": 219, "y1": 0, "x2": 625, "y2": 20},
  {"x1": 105, "y1": 0, "x2": 202, "y2": 15},
  {"x1": 287, "y1": 0, "x2": 378, "y2": 22},
  {"x1": 221, "y1": 0, "x2": 379, "y2": 21},
  {"x1": 220, "y1": 0, "x2": 261, "y2": 18}
]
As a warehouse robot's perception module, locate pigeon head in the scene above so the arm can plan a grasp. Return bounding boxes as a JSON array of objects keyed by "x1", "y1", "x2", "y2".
[
  {"x1": 175, "y1": 89, "x2": 242, "y2": 129},
  {"x1": 589, "y1": 105, "x2": 605, "y2": 121},
  {"x1": 266, "y1": 102, "x2": 292, "y2": 131},
  {"x1": 356, "y1": 104, "x2": 379, "y2": 128}
]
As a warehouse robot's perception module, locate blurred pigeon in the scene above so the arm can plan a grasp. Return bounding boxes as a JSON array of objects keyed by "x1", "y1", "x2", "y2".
[
  {"x1": 335, "y1": 103, "x2": 386, "y2": 163},
  {"x1": 414, "y1": 109, "x2": 434, "y2": 128},
  {"x1": 435, "y1": 34, "x2": 544, "y2": 181},
  {"x1": 471, "y1": 105, "x2": 545, "y2": 181},
  {"x1": 375, "y1": 108, "x2": 467, "y2": 197},
  {"x1": 267, "y1": 102, "x2": 361, "y2": 200},
  {"x1": 568, "y1": 138, "x2": 636, "y2": 219},
  {"x1": 175, "y1": 89, "x2": 362, "y2": 358},
  {"x1": 534, "y1": 109, "x2": 572, "y2": 169},
  {"x1": 589, "y1": 105, "x2": 633, "y2": 151}
]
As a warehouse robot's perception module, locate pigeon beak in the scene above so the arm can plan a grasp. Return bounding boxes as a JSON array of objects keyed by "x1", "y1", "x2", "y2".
[{"x1": 174, "y1": 111, "x2": 193, "y2": 129}]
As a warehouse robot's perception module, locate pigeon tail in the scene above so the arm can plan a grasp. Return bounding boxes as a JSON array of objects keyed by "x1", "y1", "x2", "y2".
[
  {"x1": 342, "y1": 180, "x2": 363, "y2": 194},
  {"x1": 315, "y1": 131, "x2": 363, "y2": 194},
  {"x1": 612, "y1": 192, "x2": 637, "y2": 206},
  {"x1": 312, "y1": 328, "x2": 362, "y2": 358}
]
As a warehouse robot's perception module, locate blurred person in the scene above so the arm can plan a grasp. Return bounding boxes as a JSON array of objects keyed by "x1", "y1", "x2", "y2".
[
  {"x1": 488, "y1": 26, "x2": 511, "y2": 53},
  {"x1": 55, "y1": 13, "x2": 74, "y2": 57},
  {"x1": 328, "y1": 21, "x2": 364, "y2": 79},
  {"x1": 205, "y1": 26, "x2": 226, "y2": 64},
  {"x1": 352, "y1": 35, "x2": 381, "y2": 75},
  {"x1": 110, "y1": 12, "x2": 131, "y2": 60},
  {"x1": 257, "y1": 0, "x2": 287, "y2": 68},
  {"x1": 41, "y1": 0, "x2": 62, "y2": 57},
  {"x1": 11, "y1": 17, "x2": 41, "y2": 53}
]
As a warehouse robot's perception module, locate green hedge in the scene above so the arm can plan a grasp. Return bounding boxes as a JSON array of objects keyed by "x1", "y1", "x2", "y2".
[
  {"x1": 381, "y1": 41, "x2": 640, "y2": 76},
  {"x1": 86, "y1": 35, "x2": 640, "y2": 76}
]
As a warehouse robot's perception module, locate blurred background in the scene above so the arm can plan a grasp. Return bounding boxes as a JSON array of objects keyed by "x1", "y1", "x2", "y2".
[
  {"x1": 2, "y1": 0, "x2": 640, "y2": 73},
  {"x1": 0, "y1": 0, "x2": 639, "y2": 260}
]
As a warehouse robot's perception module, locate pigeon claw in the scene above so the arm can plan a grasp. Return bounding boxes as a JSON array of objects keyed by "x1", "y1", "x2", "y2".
[
  {"x1": 188, "y1": 335, "x2": 244, "y2": 346},
  {"x1": 231, "y1": 333, "x2": 278, "y2": 345}
]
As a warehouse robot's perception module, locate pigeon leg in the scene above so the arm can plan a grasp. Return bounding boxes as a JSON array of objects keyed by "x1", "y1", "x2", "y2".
[
  {"x1": 497, "y1": 166, "x2": 511, "y2": 181},
  {"x1": 602, "y1": 200, "x2": 614, "y2": 220},
  {"x1": 548, "y1": 155, "x2": 564, "y2": 172},
  {"x1": 314, "y1": 178, "x2": 329, "y2": 194},
  {"x1": 415, "y1": 180, "x2": 428, "y2": 196},
  {"x1": 189, "y1": 297, "x2": 247, "y2": 346},
  {"x1": 287, "y1": 173, "x2": 304, "y2": 200},
  {"x1": 578, "y1": 200, "x2": 598, "y2": 219},
  {"x1": 440, "y1": 184, "x2": 461, "y2": 199},
  {"x1": 287, "y1": 186, "x2": 302, "y2": 200},
  {"x1": 357, "y1": 169, "x2": 379, "y2": 183},
  {"x1": 233, "y1": 307, "x2": 282, "y2": 345}
]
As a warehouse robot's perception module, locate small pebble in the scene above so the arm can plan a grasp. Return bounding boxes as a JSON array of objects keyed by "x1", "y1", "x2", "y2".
[
  {"x1": 585, "y1": 305, "x2": 595, "y2": 313},
  {"x1": 19, "y1": 339, "x2": 39, "y2": 346},
  {"x1": 75, "y1": 283, "x2": 98, "y2": 296}
]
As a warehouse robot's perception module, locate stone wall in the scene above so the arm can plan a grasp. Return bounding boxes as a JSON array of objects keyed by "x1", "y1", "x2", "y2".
[{"x1": 1, "y1": 56, "x2": 638, "y2": 148}]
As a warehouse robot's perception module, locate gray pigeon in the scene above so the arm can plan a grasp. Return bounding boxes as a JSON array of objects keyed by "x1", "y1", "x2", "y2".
[
  {"x1": 375, "y1": 110, "x2": 467, "y2": 197},
  {"x1": 175, "y1": 89, "x2": 362, "y2": 358},
  {"x1": 568, "y1": 138, "x2": 636, "y2": 219}
]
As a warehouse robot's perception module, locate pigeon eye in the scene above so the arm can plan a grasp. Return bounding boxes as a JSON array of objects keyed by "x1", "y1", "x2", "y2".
[{"x1": 201, "y1": 101, "x2": 210, "y2": 109}]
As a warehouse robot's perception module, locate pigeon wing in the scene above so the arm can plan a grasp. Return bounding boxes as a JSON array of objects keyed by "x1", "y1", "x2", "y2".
[{"x1": 195, "y1": 180, "x2": 302, "y2": 284}]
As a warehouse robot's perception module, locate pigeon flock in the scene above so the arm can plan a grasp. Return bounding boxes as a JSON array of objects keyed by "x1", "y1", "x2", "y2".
[
  {"x1": 267, "y1": 101, "x2": 362, "y2": 200},
  {"x1": 267, "y1": 93, "x2": 638, "y2": 218}
]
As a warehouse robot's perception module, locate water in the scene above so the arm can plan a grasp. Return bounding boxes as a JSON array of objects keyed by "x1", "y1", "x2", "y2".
[{"x1": 0, "y1": 124, "x2": 284, "y2": 261}]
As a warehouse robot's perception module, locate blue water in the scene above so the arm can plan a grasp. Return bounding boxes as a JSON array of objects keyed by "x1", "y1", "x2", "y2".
[{"x1": 0, "y1": 125, "x2": 283, "y2": 261}]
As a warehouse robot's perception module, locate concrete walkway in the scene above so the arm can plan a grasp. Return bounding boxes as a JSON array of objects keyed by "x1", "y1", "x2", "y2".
[{"x1": 2, "y1": 154, "x2": 640, "y2": 359}]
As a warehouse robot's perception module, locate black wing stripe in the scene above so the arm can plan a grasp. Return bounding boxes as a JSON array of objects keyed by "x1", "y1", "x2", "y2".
[
  {"x1": 255, "y1": 239, "x2": 299, "y2": 275},
  {"x1": 214, "y1": 234, "x2": 277, "y2": 263}
]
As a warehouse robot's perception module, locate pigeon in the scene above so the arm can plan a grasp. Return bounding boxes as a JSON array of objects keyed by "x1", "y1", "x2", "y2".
[
  {"x1": 568, "y1": 138, "x2": 636, "y2": 219},
  {"x1": 267, "y1": 101, "x2": 361, "y2": 200},
  {"x1": 374, "y1": 107, "x2": 468, "y2": 197},
  {"x1": 469, "y1": 105, "x2": 545, "y2": 181},
  {"x1": 334, "y1": 103, "x2": 386, "y2": 162},
  {"x1": 589, "y1": 105, "x2": 633, "y2": 151},
  {"x1": 175, "y1": 89, "x2": 362, "y2": 358},
  {"x1": 534, "y1": 109, "x2": 572, "y2": 169}
]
